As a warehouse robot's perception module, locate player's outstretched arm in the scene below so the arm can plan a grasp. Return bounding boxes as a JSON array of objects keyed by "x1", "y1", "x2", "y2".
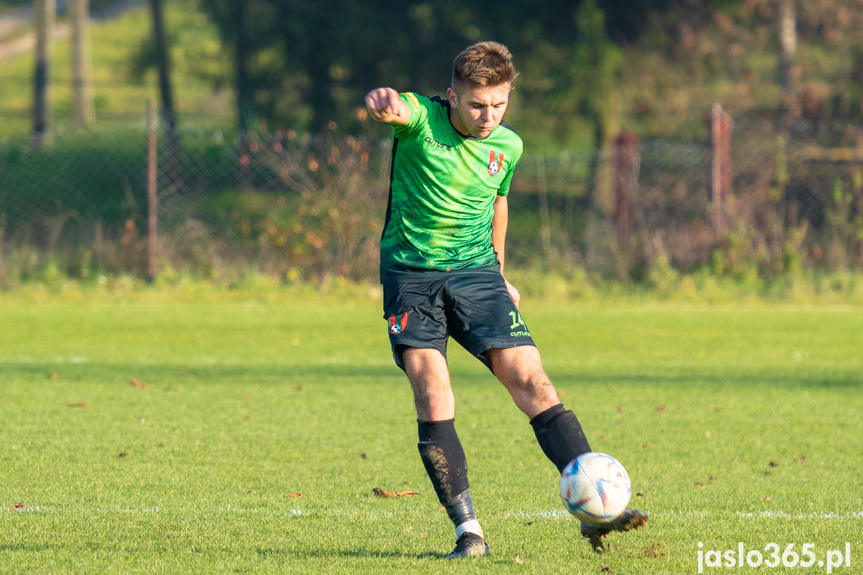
[{"x1": 365, "y1": 87, "x2": 411, "y2": 126}]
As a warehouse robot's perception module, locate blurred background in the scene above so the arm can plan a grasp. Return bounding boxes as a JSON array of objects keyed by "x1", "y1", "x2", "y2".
[{"x1": 0, "y1": 0, "x2": 861, "y2": 290}]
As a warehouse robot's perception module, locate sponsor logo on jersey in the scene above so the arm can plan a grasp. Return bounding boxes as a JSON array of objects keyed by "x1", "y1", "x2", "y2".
[
  {"x1": 388, "y1": 313, "x2": 408, "y2": 335},
  {"x1": 425, "y1": 136, "x2": 453, "y2": 151},
  {"x1": 488, "y1": 150, "x2": 504, "y2": 176}
]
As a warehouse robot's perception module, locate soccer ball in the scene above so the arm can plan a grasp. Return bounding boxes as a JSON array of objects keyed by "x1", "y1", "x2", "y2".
[{"x1": 559, "y1": 452, "x2": 631, "y2": 523}]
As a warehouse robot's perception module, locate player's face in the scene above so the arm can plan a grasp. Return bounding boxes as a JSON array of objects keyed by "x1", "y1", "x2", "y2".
[{"x1": 447, "y1": 83, "x2": 510, "y2": 139}]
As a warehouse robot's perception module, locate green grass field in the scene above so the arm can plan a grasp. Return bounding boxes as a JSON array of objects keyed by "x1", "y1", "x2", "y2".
[{"x1": 1, "y1": 292, "x2": 861, "y2": 574}]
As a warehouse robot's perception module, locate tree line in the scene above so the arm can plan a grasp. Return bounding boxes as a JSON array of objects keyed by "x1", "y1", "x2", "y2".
[
  {"x1": 175, "y1": 0, "x2": 708, "y2": 145},
  {"x1": 28, "y1": 0, "x2": 863, "y2": 149}
]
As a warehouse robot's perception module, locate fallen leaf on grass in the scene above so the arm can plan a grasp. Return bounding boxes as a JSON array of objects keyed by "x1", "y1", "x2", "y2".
[
  {"x1": 128, "y1": 379, "x2": 149, "y2": 389},
  {"x1": 635, "y1": 492, "x2": 646, "y2": 498},
  {"x1": 693, "y1": 482, "x2": 705, "y2": 488},
  {"x1": 67, "y1": 402, "x2": 87, "y2": 408},
  {"x1": 600, "y1": 565, "x2": 613, "y2": 573},
  {"x1": 514, "y1": 554, "x2": 523, "y2": 564},
  {"x1": 769, "y1": 460, "x2": 779, "y2": 467},
  {"x1": 655, "y1": 404, "x2": 666, "y2": 412},
  {"x1": 47, "y1": 373, "x2": 58, "y2": 379},
  {"x1": 794, "y1": 455, "x2": 807, "y2": 463},
  {"x1": 616, "y1": 405, "x2": 624, "y2": 414},
  {"x1": 372, "y1": 487, "x2": 420, "y2": 498},
  {"x1": 11, "y1": 503, "x2": 27, "y2": 509},
  {"x1": 118, "y1": 452, "x2": 129, "y2": 458},
  {"x1": 642, "y1": 443, "x2": 650, "y2": 449},
  {"x1": 761, "y1": 496, "x2": 772, "y2": 501},
  {"x1": 283, "y1": 493, "x2": 301, "y2": 498}
]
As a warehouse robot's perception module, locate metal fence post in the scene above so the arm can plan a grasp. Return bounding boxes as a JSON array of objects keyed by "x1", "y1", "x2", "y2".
[
  {"x1": 147, "y1": 100, "x2": 158, "y2": 282},
  {"x1": 613, "y1": 130, "x2": 639, "y2": 280}
]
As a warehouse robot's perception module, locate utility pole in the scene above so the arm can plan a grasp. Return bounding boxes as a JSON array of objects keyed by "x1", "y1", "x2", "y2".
[
  {"x1": 149, "y1": 0, "x2": 185, "y2": 190},
  {"x1": 149, "y1": 0, "x2": 175, "y2": 134},
  {"x1": 33, "y1": 0, "x2": 56, "y2": 148},
  {"x1": 70, "y1": 0, "x2": 94, "y2": 129}
]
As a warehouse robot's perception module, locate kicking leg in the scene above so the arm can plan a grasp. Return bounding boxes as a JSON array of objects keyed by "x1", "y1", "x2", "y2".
[
  {"x1": 487, "y1": 346, "x2": 647, "y2": 552},
  {"x1": 486, "y1": 346, "x2": 591, "y2": 469}
]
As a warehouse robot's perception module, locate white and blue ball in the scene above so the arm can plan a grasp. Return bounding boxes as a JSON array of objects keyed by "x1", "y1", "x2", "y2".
[{"x1": 559, "y1": 452, "x2": 631, "y2": 523}]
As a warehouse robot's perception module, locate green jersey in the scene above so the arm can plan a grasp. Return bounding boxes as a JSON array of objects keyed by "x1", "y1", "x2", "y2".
[{"x1": 380, "y1": 92, "x2": 523, "y2": 282}]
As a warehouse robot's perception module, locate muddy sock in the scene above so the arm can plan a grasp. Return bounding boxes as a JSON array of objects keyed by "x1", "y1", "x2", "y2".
[{"x1": 417, "y1": 419, "x2": 476, "y2": 528}]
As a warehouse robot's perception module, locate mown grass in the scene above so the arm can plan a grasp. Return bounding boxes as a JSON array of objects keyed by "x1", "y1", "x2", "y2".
[{"x1": 0, "y1": 292, "x2": 861, "y2": 574}]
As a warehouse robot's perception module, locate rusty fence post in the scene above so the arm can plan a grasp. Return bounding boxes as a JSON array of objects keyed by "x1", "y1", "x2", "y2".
[
  {"x1": 147, "y1": 99, "x2": 158, "y2": 282},
  {"x1": 711, "y1": 103, "x2": 733, "y2": 238}
]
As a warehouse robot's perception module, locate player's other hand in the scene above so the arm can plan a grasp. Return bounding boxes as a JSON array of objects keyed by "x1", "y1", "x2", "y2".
[
  {"x1": 504, "y1": 278, "x2": 520, "y2": 309},
  {"x1": 365, "y1": 88, "x2": 408, "y2": 125}
]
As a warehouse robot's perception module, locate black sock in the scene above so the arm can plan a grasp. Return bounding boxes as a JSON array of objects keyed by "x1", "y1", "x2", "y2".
[
  {"x1": 530, "y1": 403, "x2": 592, "y2": 472},
  {"x1": 417, "y1": 419, "x2": 476, "y2": 526}
]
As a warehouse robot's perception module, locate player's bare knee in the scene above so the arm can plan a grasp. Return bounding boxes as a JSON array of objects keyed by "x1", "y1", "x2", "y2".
[
  {"x1": 506, "y1": 371, "x2": 555, "y2": 408},
  {"x1": 524, "y1": 368, "x2": 553, "y2": 392}
]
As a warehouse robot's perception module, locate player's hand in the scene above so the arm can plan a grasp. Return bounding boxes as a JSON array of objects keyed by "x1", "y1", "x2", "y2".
[
  {"x1": 504, "y1": 278, "x2": 520, "y2": 309},
  {"x1": 365, "y1": 88, "x2": 407, "y2": 124}
]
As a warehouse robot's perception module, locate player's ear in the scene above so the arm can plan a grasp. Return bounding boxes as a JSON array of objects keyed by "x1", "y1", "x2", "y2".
[{"x1": 447, "y1": 87, "x2": 458, "y2": 107}]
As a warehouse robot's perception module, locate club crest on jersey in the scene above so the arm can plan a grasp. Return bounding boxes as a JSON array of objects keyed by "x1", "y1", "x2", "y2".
[
  {"x1": 487, "y1": 150, "x2": 504, "y2": 177},
  {"x1": 388, "y1": 313, "x2": 408, "y2": 335}
]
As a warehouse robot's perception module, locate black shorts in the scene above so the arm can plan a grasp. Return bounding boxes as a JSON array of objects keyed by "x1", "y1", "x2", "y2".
[{"x1": 382, "y1": 271, "x2": 536, "y2": 370}]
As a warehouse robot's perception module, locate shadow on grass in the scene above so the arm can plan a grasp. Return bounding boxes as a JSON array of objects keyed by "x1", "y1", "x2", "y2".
[
  {"x1": 0, "y1": 538, "x2": 667, "y2": 569},
  {"x1": 255, "y1": 547, "x2": 449, "y2": 560},
  {"x1": 5, "y1": 360, "x2": 861, "y2": 390},
  {"x1": 0, "y1": 544, "x2": 447, "y2": 560}
]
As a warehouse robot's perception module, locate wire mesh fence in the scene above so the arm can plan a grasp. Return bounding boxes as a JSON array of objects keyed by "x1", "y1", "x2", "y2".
[{"x1": 1, "y1": 111, "x2": 862, "y2": 286}]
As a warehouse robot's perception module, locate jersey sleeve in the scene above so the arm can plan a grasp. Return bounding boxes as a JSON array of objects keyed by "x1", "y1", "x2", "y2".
[
  {"x1": 497, "y1": 144, "x2": 523, "y2": 196},
  {"x1": 393, "y1": 92, "x2": 428, "y2": 136}
]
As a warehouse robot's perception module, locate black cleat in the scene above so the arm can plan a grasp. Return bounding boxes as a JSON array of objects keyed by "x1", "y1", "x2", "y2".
[
  {"x1": 580, "y1": 508, "x2": 648, "y2": 553},
  {"x1": 445, "y1": 532, "x2": 489, "y2": 559}
]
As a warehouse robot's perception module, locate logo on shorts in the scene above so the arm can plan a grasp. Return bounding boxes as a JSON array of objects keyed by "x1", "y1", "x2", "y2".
[
  {"x1": 508, "y1": 310, "x2": 530, "y2": 337},
  {"x1": 388, "y1": 313, "x2": 408, "y2": 335},
  {"x1": 488, "y1": 150, "x2": 504, "y2": 177}
]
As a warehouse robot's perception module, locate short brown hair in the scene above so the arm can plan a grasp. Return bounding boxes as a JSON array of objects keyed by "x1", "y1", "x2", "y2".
[{"x1": 452, "y1": 41, "x2": 518, "y2": 92}]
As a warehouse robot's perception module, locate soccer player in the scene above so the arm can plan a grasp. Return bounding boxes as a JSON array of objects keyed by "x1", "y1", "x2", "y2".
[{"x1": 364, "y1": 41, "x2": 647, "y2": 558}]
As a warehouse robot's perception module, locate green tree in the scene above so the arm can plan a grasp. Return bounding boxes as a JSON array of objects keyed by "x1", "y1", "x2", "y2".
[
  {"x1": 501, "y1": 0, "x2": 623, "y2": 148},
  {"x1": 195, "y1": 0, "x2": 673, "y2": 138}
]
